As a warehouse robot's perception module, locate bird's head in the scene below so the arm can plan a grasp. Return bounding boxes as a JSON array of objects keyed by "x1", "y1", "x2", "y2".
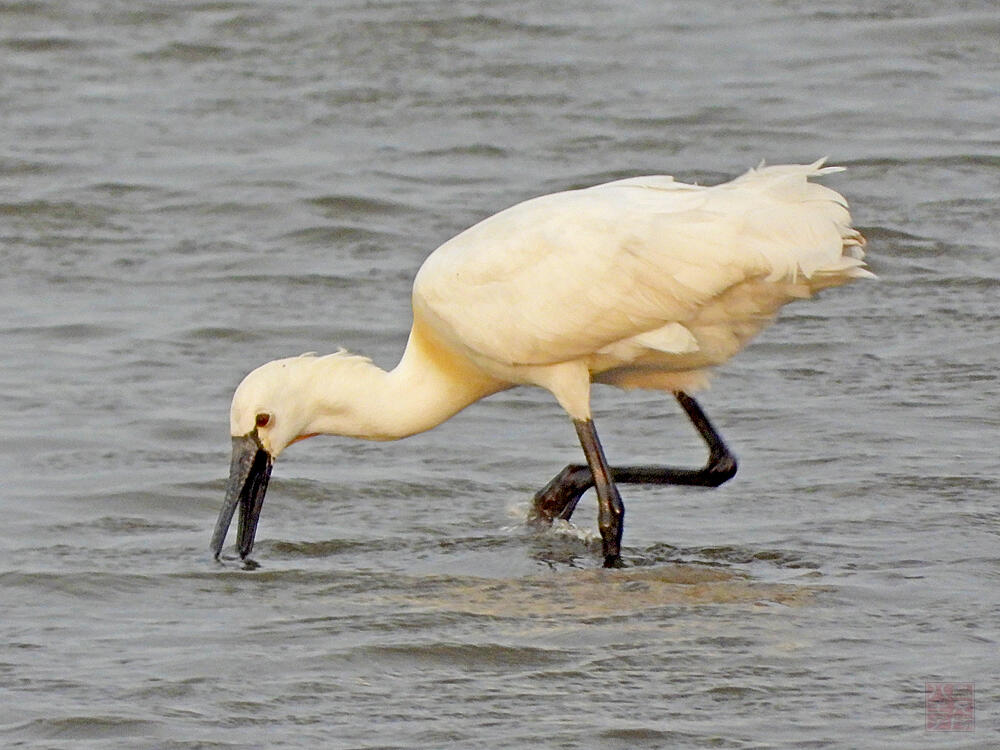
[
  {"x1": 229, "y1": 356, "x2": 322, "y2": 458},
  {"x1": 209, "y1": 356, "x2": 324, "y2": 563},
  {"x1": 209, "y1": 352, "x2": 380, "y2": 563}
]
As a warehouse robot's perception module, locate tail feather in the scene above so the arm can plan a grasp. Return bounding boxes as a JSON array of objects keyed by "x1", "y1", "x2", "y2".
[{"x1": 727, "y1": 160, "x2": 873, "y2": 285}]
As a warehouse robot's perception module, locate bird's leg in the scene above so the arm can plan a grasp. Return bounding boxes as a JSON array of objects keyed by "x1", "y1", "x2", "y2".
[
  {"x1": 573, "y1": 418, "x2": 625, "y2": 568},
  {"x1": 531, "y1": 391, "x2": 738, "y2": 524}
]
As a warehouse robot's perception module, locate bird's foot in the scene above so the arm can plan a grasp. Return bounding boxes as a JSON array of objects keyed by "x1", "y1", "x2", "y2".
[
  {"x1": 530, "y1": 464, "x2": 593, "y2": 523},
  {"x1": 603, "y1": 554, "x2": 626, "y2": 569}
]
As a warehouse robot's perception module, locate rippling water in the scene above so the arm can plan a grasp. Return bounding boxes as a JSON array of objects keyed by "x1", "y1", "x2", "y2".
[{"x1": 2, "y1": 1, "x2": 998, "y2": 747}]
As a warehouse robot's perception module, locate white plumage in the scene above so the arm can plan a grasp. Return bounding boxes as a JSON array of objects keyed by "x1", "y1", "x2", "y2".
[
  {"x1": 410, "y1": 158, "x2": 869, "y2": 417},
  {"x1": 213, "y1": 159, "x2": 872, "y2": 566}
]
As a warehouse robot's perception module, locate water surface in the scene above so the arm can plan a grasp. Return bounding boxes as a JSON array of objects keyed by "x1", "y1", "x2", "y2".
[{"x1": 2, "y1": 1, "x2": 998, "y2": 747}]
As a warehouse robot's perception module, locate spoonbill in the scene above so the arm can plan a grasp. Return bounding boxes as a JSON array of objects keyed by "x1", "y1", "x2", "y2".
[{"x1": 211, "y1": 160, "x2": 871, "y2": 568}]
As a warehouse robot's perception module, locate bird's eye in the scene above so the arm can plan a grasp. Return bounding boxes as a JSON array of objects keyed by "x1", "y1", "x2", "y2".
[{"x1": 255, "y1": 413, "x2": 271, "y2": 428}]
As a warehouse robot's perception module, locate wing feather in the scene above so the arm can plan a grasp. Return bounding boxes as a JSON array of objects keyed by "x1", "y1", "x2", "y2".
[{"x1": 412, "y1": 163, "x2": 865, "y2": 368}]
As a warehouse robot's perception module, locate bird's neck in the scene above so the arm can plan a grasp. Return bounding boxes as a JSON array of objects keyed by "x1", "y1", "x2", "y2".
[{"x1": 305, "y1": 323, "x2": 505, "y2": 442}]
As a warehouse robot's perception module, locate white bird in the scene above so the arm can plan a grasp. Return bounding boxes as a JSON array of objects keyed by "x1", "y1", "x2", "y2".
[{"x1": 211, "y1": 159, "x2": 872, "y2": 568}]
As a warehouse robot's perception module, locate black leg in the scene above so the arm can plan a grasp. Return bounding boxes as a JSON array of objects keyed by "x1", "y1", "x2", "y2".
[
  {"x1": 573, "y1": 418, "x2": 625, "y2": 568},
  {"x1": 531, "y1": 391, "x2": 737, "y2": 525}
]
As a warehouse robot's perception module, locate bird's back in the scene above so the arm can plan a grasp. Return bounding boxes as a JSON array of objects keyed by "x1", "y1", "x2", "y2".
[{"x1": 412, "y1": 161, "x2": 870, "y2": 391}]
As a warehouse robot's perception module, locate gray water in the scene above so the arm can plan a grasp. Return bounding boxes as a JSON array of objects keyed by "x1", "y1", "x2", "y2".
[{"x1": 2, "y1": 1, "x2": 998, "y2": 748}]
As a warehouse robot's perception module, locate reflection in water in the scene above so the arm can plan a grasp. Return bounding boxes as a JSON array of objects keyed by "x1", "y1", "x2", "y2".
[{"x1": 394, "y1": 565, "x2": 814, "y2": 618}]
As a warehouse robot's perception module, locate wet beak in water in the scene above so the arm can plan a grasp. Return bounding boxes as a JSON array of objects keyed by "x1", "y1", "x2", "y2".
[{"x1": 211, "y1": 432, "x2": 273, "y2": 561}]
